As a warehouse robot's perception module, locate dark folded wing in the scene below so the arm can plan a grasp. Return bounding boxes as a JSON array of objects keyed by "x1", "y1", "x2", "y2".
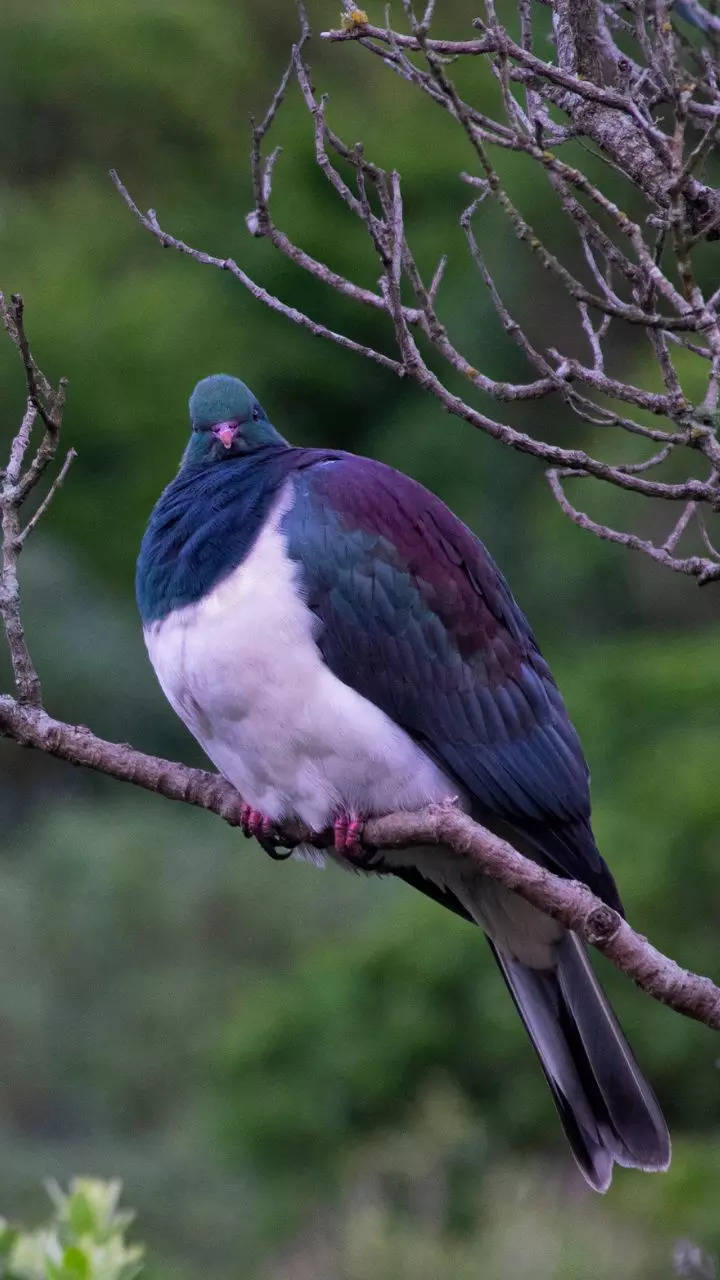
[{"x1": 283, "y1": 452, "x2": 620, "y2": 908}]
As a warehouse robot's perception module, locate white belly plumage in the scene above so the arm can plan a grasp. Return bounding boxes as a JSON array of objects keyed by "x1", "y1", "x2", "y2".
[
  {"x1": 144, "y1": 483, "x2": 455, "y2": 832},
  {"x1": 143, "y1": 482, "x2": 561, "y2": 966}
]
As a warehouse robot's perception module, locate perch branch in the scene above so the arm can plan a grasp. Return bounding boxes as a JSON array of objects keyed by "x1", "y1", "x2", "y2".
[{"x1": 0, "y1": 693, "x2": 718, "y2": 1030}]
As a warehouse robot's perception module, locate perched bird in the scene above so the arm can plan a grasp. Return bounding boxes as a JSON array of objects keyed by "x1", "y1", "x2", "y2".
[{"x1": 136, "y1": 373, "x2": 670, "y2": 1191}]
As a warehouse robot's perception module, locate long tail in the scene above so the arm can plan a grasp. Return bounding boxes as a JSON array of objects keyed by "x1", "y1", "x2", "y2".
[{"x1": 489, "y1": 932, "x2": 671, "y2": 1192}]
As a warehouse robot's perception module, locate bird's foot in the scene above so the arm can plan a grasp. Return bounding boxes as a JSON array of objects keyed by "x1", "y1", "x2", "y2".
[
  {"x1": 332, "y1": 812, "x2": 380, "y2": 871},
  {"x1": 239, "y1": 804, "x2": 294, "y2": 861},
  {"x1": 240, "y1": 803, "x2": 274, "y2": 842},
  {"x1": 333, "y1": 812, "x2": 365, "y2": 854}
]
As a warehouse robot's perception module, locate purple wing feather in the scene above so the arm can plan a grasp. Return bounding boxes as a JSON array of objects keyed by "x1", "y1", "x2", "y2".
[{"x1": 284, "y1": 453, "x2": 621, "y2": 909}]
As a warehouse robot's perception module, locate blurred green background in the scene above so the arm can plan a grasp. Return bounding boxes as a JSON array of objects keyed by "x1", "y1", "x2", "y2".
[{"x1": 1, "y1": 0, "x2": 719, "y2": 1275}]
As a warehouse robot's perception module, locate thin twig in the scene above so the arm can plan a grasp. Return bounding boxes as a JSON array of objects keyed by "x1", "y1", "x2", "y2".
[
  {"x1": 547, "y1": 468, "x2": 720, "y2": 584},
  {"x1": 18, "y1": 448, "x2": 76, "y2": 545},
  {"x1": 110, "y1": 170, "x2": 404, "y2": 377}
]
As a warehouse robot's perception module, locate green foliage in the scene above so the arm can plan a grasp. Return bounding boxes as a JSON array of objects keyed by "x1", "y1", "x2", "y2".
[{"x1": 0, "y1": 1180, "x2": 142, "y2": 1280}]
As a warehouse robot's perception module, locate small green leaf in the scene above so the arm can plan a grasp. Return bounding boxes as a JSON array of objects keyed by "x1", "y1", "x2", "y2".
[
  {"x1": 0, "y1": 1221, "x2": 19, "y2": 1258},
  {"x1": 60, "y1": 1245, "x2": 91, "y2": 1278},
  {"x1": 66, "y1": 1196, "x2": 96, "y2": 1242}
]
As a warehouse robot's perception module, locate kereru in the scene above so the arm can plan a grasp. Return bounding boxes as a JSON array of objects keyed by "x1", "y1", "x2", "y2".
[{"x1": 136, "y1": 373, "x2": 670, "y2": 1191}]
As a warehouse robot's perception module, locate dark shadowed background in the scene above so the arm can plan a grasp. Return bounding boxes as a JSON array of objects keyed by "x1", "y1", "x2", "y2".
[{"x1": 1, "y1": 1, "x2": 719, "y2": 1276}]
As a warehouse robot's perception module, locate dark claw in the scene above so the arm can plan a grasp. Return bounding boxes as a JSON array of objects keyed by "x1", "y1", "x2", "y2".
[{"x1": 260, "y1": 836, "x2": 295, "y2": 861}]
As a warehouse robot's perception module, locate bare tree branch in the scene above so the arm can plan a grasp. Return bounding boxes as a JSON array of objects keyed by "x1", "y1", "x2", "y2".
[
  {"x1": 547, "y1": 467, "x2": 720, "y2": 584},
  {"x1": 110, "y1": 175, "x2": 720, "y2": 504},
  {"x1": 0, "y1": 293, "x2": 72, "y2": 706},
  {"x1": 0, "y1": 400, "x2": 43, "y2": 707},
  {"x1": 319, "y1": 7, "x2": 720, "y2": 574},
  {"x1": 0, "y1": 691, "x2": 718, "y2": 1032},
  {"x1": 106, "y1": 6, "x2": 720, "y2": 583},
  {"x1": 109, "y1": 171, "x2": 405, "y2": 378},
  {"x1": 17, "y1": 446, "x2": 76, "y2": 546},
  {"x1": 323, "y1": 7, "x2": 720, "y2": 237}
]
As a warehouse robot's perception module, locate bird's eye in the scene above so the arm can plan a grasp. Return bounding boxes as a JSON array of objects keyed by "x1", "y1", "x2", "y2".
[{"x1": 252, "y1": 404, "x2": 263, "y2": 422}]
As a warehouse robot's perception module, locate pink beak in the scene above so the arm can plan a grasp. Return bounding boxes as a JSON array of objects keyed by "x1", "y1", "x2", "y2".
[{"x1": 212, "y1": 421, "x2": 237, "y2": 449}]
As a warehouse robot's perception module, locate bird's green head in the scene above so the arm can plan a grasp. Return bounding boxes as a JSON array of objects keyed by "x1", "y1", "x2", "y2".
[{"x1": 183, "y1": 374, "x2": 287, "y2": 465}]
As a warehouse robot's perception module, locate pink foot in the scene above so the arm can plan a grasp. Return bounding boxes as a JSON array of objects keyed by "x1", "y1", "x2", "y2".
[
  {"x1": 333, "y1": 813, "x2": 365, "y2": 854},
  {"x1": 240, "y1": 803, "x2": 275, "y2": 842},
  {"x1": 239, "y1": 804, "x2": 294, "y2": 861}
]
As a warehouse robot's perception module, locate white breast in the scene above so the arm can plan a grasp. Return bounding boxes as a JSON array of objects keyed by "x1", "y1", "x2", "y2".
[{"x1": 144, "y1": 482, "x2": 455, "y2": 832}]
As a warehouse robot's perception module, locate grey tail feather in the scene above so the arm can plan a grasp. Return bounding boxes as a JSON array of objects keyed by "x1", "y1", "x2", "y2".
[{"x1": 488, "y1": 933, "x2": 671, "y2": 1192}]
